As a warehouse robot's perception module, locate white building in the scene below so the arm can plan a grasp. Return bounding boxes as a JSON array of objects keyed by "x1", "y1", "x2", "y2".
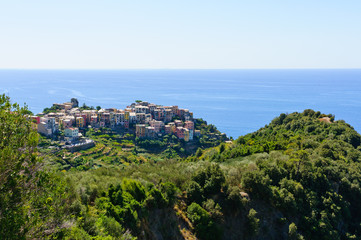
[
  {"x1": 64, "y1": 127, "x2": 79, "y2": 139},
  {"x1": 37, "y1": 117, "x2": 58, "y2": 136}
]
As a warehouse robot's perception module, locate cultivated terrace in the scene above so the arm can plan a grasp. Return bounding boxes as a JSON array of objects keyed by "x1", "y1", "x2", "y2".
[{"x1": 32, "y1": 99, "x2": 228, "y2": 170}]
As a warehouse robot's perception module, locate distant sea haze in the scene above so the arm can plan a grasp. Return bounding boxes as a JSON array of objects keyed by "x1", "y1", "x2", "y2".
[{"x1": 1, "y1": 69, "x2": 361, "y2": 138}]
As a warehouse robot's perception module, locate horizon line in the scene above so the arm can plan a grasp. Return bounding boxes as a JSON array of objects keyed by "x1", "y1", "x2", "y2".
[{"x1": 0, "y1": 67, "x2": 361, "y2": 71}]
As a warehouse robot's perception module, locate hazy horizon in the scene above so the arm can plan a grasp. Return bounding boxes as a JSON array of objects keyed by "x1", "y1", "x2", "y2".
[{"x1": 1, "y1": 68, "x2": 361, "y2": 70}]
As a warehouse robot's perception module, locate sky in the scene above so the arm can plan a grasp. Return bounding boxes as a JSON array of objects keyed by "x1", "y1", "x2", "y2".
[{"x1": 0, "y1": 1, "x2": 360, "y2": 69}]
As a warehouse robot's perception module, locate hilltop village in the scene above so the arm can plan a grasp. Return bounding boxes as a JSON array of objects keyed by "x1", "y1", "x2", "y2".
[{"x1": 31, "y1": 99, "x2": 227, "y2": 151}]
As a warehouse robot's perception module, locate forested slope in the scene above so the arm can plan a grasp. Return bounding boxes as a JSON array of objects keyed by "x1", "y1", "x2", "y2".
[
  {"x1": 193, "y1": 109, "x2": 361, "y2": 239},
  {"x1": 1, "y1": 94, "x2": 361, "y2": 240}
]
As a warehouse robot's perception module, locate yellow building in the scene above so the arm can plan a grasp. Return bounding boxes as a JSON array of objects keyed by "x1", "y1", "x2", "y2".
[
  {"x1": 136, "y1": 124, "x2": 146, "y2": 138},
  {"x1": 184, "y1": 128, "x2": 190, "y2": 142},
  {"x1": 76, "y1": 117, "x2": 84, "y2": 128},
  {"x1": 125, "y1": 111, "x2": 130, "y2": 121}
]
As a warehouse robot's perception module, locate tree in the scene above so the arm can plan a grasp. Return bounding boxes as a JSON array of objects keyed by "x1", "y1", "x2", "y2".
[
  {"x1": 80, "y1": 103, "x2": 94, "y2": 110},
  {"x1": 43, "y1": 104, "x2": 61, "y2": 114},
  {"x1": 219, "y1": 143, "x2": 225, "y2": 153},
  {"x1": 192, "y1": 164, "x2": 225, "y2": 196},
  {"x1": 186, "y1": 181, "x2": 203, "y2": 203},
  {"x1": 289, "y1": 222, "x2": 304, "y2": 240},
  {"x1": 195, "y1": 148, "x2": 203, "y2": 158},
  {"x1": 96, "y1": 106, "x2": 101, "y2": 111},
  {"x1": 247, "y1": 208, "x2": 260, "y2": 236},
  {"x1": 0, "y1": 94, "x2": 40, "y2": 238},
  {"x1": 187, "y1": 202, "x2": 222, "y2": 240},
  {"x1": 0, "y1": 95, "x2": 70, "y2": 239},
  {"x1": 71, "y1": 98, "x2": 79, "y2": 108}
]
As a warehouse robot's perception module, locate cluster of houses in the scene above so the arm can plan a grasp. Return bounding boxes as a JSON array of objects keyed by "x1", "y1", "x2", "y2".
[
  {"x1": 31, "y1": 100, "x2": 201, "y2": 142},
  {"x1": 135, "y1": 119, "x2": 197, "y2": 141}
]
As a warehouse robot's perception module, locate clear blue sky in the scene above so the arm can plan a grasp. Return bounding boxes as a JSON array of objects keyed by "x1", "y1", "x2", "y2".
[{"x1": 0, "y1": 1, "x2": 360, "y2": 69}]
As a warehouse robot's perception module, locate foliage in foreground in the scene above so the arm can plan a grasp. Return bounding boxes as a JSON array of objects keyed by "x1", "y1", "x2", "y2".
[
  {"x1": 3, "y1": 95, "x2": 361, "y2": 240},
  {"x1": 0, "y1": 95, "x2": 72, "y2": 239}
]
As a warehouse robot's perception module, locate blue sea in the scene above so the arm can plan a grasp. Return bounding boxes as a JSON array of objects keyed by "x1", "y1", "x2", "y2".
[{"x1": 1, "y1": 69, "x2": 361, "y2": 138}]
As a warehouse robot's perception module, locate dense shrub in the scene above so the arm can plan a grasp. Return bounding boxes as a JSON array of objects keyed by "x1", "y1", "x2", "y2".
[
  {"x1": 192, "y1": 164, "x2": 225, "y2": 196},
  {"x1": 187, "y1": 202, "x2": 222, "y2": 240}
]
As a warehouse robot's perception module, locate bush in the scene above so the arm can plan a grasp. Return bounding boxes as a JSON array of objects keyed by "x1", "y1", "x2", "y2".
[
  {"x1": 226, "y1": 186, "x2": 244, "y2": 209},
  {"x1": 242, "y1": 171, "x2": 271, "y2": 198},
  {"x1": 121, "y1": 179, "x2": 146, "y2": 203},
  {"x1": 160, "y1": 182, "x2": 179, "y2": 206},
  {"x1": 187, "y1": 181, "x2": 204, "y2": 203},
  {"x1": 145, "y1": 188, "x2": 167, "y2": 209},
  {"x1": 192, "y1": 164, "x2": 225, "y2": 196},
  {"x1": 202, "y1": 199, "x2": 223, "y2": 221},
  {"x1": 247, "y1": 208, "x2": 260, "y2": 236},
  {"x1": 65, "y1": 227, "x2": 92, "y2": 240},
  {"x1": 289, "y1": 222, "x2": 304, "y2": 240},
  {"x1": 97, "y1": 216, "x2": 125, "y2": 238},
  {"x1": 187, "y1": 202, "x2": 222, "y2": 240}
]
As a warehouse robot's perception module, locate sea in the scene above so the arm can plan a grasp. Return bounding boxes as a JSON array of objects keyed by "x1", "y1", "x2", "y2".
[{"x1": 1, "y1": 69, "x2": 360, "y2": 138}]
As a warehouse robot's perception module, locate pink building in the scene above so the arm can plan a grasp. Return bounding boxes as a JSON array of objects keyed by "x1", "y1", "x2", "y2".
[
  {"x1": 184, "y1": 121, "x2": 194, "y2": 130},
  {"x1": 174, "y1": 120, "x2": 183, "y2": 127},
  {"x1": 164, "y1": 125, "x2": 172, "y2": 134},
  {"x1": 165, "y1": 109, "x2": 173, "y2": 123},
  {"x1": 63, "y1": 119, "x2": 72, "y2": 128},
  {"x1": 90, "y1": 115, "x2": 98, "y2": 126},
  {"x1": 176, "y1": 127, "x2": 185, "y2": 139},
  {"x1": 171, "y1": 106, "x2": 178, "y2": 115},
  {"x1": 149, "y1": 120, "x2": 164, "y2": 133},
  {"x1": 81, "y1": 114, "x2": 88, "y2": 125}
]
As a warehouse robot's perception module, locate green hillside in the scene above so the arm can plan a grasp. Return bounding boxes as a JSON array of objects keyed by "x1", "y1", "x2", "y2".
[
  {"x1": 1, "y1": 95, "x2": 361, "y2": 240},
  {"x1": 190, "y1": 109, "x2": 361, "y2": 239}
]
